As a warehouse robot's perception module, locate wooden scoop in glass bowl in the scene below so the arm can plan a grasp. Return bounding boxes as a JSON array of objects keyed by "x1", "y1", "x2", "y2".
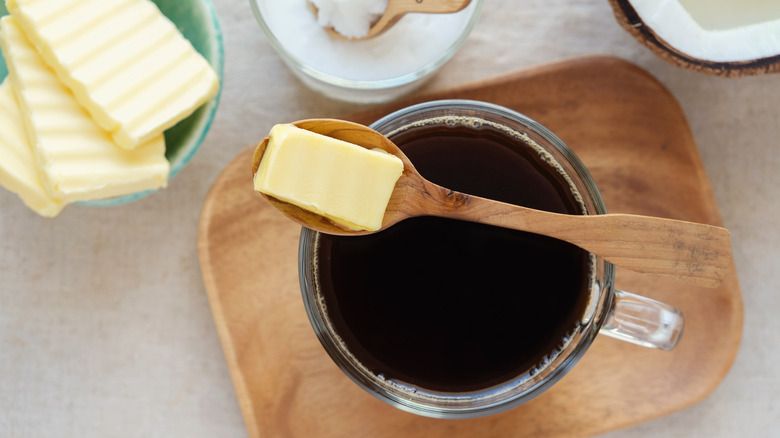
[
  {"x1": 251, "y1": 119, "x2": 732, "y2": 288},
  {"x1": 313, "y1": 0, "x2": 472, "y2": 40}
]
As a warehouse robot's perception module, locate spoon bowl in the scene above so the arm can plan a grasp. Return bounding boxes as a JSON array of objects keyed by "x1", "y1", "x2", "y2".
[
  {"x1": 252, "y1": 119, "x2": 732, "y2": 287},
  {"x1": 251, "y1": 118, "x2": 413, "y2": 235}
]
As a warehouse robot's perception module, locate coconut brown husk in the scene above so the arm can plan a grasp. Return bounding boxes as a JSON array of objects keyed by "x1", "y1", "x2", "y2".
[{"x1": 609, "y1": 0, "x2": 780, "y2": 77}]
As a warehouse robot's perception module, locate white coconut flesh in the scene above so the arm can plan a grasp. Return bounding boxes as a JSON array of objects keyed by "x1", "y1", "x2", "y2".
[{"x1": 629, "y1": 0, "x2": 780, "y2": 62}]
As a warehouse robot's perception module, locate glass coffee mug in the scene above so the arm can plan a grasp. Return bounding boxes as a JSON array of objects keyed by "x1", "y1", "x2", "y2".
[{"x1": 299, "y1": 100, "x2": 683, "y2": 419}]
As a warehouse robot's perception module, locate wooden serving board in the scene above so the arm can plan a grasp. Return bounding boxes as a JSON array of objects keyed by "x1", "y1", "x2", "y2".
[{"x1": 198, "y1": 56, "x2": 743, "y2": 438}]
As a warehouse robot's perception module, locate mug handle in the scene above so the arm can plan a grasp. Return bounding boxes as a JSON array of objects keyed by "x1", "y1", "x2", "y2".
[{"x1": 599, "y1": 289, "x2": 684, "y2": 351}]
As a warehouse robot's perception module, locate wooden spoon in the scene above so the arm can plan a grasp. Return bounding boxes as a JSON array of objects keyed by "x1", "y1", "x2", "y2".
[
  {"x1": 251, "y1": 119, "x2": 732, "y2": 288},
  {"x1": 314, "y1": 0, "x2": 472, "y2": 41}
]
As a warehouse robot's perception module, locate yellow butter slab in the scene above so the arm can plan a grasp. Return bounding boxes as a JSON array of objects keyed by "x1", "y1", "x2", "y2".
[
  {"x1": 0, "y1": 15, "x2": 169, "y2": 203},
  {"x1": 0, "y1": 79, "x2": 66, "y2": 217},
  {"x1": 7, "y1": 0, "x2": 220, "y2": 149},
  {"x1": 254, "y1": 124, "x2": 404, "y2": 231}
]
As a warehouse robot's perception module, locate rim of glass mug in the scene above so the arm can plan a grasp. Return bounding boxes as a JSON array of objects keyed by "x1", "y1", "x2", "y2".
[{"x1": 299, "y1": 100, "x2": 684, "y2": 419}]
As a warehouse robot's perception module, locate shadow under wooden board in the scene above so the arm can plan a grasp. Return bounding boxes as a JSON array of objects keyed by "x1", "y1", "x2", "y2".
[{"x1": 198, "y1": 55, "x2": 743, "y2": 438}]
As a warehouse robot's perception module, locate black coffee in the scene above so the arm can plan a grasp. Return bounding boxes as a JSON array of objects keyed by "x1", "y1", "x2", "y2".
[{"x1": 315, "y1": 121, "x2": 591, "y2": 393}]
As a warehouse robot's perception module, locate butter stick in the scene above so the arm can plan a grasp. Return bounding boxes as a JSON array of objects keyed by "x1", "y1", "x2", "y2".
[
  {"x1": 0, "y1": 15, "x2": 169, "y2": 203},
  {"x1": 254, "y1": 124, "x2": 404, "y2": 231},
  {"x1": 0, "y1": 79, "x2": 66, "y2": 217},
  {"x1": 7, "y1": 0, "x2": 220, "y2": 149}
]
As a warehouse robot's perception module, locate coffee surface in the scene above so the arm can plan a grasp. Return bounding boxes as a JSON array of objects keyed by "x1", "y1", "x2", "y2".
[{"x1": 315, "y1": 123, "x2": 591, "y2": 392}]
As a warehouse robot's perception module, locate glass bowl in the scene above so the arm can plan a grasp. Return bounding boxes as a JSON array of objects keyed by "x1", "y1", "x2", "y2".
[
  {"x1": 250, "y1": 0, "x2": 484, "y2": 104},
  {"x1": 0, "y1": 0, "x2": 224, "y2": 207}
]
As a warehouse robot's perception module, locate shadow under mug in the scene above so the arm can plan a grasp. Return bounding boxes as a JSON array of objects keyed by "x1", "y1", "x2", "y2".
[{"x1": 299, "y1": 100, "x2": 683, "y2": 419}]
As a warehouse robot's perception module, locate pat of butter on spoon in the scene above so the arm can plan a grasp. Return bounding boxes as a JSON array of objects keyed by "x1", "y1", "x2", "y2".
[
  {"x1": 252, "y1": 119, "x2": 732, "y2": 288},
  {"x1": 253, "y1": 123, "x2": 403, "y2": 231}
]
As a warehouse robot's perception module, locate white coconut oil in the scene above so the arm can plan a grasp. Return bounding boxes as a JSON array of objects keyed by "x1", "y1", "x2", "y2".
[
  {"x1": 254, "y1": 0, "x2": 480, "y2": 84},
  {"x1": 310, "y1": 0, "x2": 388, "y2": 39}
]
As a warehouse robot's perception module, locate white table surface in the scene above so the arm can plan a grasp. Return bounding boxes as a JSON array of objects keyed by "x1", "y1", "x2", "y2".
[{"x1": 1, "y1": 0, "x2": 777, "y2": 436}]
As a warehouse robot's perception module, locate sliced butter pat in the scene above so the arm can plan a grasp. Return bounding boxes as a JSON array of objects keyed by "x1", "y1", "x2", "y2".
[
  {"x1": 0, "y1": 15, "x2": 169, "y2": 203},
  {"x1": 254, "y1": 124, "x2": 404, "y2": 232},
  {"x1": 0, "y1": 79, "x2": 66, "y2": 217},
  {"x1": 7, "y1": 0, "x2": 220, "y2": 149}
]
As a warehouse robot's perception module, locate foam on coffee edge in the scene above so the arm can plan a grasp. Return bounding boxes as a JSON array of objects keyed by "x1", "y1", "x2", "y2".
[{"x1": 311, "y1": 115, "x2": 599, "y2": 403}]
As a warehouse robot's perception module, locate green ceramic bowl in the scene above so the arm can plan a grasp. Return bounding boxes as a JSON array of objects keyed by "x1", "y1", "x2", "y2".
[{"x1": 0, "y1": 0, "x2": 224, "y2": 206}]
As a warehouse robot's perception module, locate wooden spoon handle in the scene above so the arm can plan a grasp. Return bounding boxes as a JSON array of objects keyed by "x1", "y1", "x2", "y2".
[
  {"x1": 413, "y1": 183, "x2": 731, "y2": 288},
  {"x1": 537, "y1": 213, "x2": 730, "y2": 288}
]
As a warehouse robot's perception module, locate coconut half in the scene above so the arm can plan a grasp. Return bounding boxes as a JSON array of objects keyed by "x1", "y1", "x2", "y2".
[{"x1": 609, "y1": 0, "x2": 780, "y2": 76}]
